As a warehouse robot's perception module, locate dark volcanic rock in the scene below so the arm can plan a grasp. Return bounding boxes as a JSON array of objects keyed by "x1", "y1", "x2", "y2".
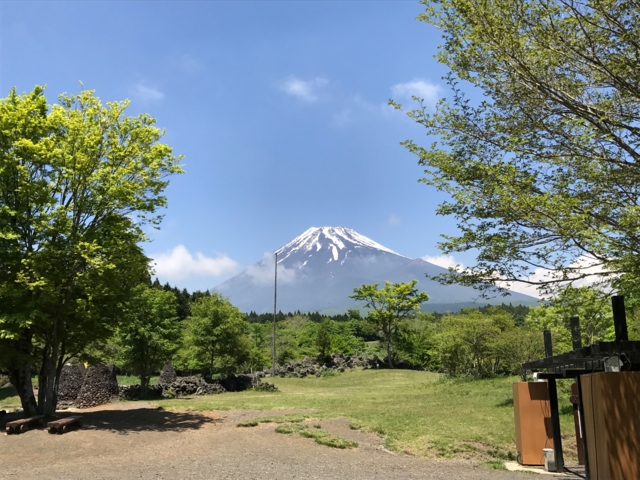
[
  {"x1": 162, "y1": 376, "x2": 226, "y2": 397},
  {"x1": 158, "y1": 362, "x2": 177, "y2": 386},
  {"x1": 218, "y1": 373, "x2": 254, "y2": 392},
  {"x1": 58, "y1": 364, "x2": 87, "y2": 402},
  {"x1": 75, "y1": 363, "x2": 119, "y2": 408}
]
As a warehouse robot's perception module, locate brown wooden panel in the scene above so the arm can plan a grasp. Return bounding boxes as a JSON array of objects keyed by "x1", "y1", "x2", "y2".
[
  {"x1": 581, "y1": 372, "x2": 640, "y2": 480},
  {"x1": 601, "y1": 372, "x2": 640, "y2": 479},
  {"x1": 512, "y1": 382, "x2": 553, "y2": 465}
]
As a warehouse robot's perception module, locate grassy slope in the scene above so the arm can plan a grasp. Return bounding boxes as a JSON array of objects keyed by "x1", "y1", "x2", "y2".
[{"x1": 0, "y1": 370, "x2": 576, "y2": 460}]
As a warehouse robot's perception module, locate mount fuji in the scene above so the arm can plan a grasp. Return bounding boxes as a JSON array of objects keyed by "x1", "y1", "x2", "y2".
[{"x1": 214, "y1": 226, "x2": 538, "y2": 313}]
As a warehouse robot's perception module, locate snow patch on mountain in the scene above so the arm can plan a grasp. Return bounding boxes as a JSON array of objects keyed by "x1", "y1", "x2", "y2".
[{"x1": 275, "y1": 226, "x2": 406, "y2": 263}]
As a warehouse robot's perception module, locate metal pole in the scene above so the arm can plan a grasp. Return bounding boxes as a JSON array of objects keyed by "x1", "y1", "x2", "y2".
[{"x1": 272, "y1": 251, "x2": 278, "y2": 377}]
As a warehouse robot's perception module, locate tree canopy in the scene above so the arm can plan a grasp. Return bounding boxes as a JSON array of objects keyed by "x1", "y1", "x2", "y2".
[
  {"x1": 180, "y1": 293, "x2": 250, "y2": 375},
  {"x1": 393, "y1": 0, "x2": 640, "y2": 296},
  {"x1": 350, "y1": 280, "x2": 429, "y2": 368},
  {"x1": 116, "y1": 286, "x2": 181, "y2": 394},
  {"x1": 0, "y1": 86, "x2": 183, "y2": 415}
]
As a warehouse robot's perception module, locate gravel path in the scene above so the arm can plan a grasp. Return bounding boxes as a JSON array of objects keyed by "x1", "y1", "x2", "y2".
[{"x1": 0, "y1": 404, "x2": 562, "y2": 479}]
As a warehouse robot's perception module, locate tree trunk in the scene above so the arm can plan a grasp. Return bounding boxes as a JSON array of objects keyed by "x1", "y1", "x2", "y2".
[
  {"x1": 38, "y1": 340, "x2": 60, "y2": 416},
  {"x1": 141, "y1": 374, "x2": 149, "y2": 397},
  {"x1": 387, "y1": 340, "x2": 394, "y2": 369},
  {"x1": 9, "y1": 363, "x2": 38, "y2": 417}
]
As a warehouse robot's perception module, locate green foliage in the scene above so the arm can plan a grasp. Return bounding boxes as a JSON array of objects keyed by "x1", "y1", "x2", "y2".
[
  {"x1": 0, "y1": 86, "x2": 182, "y2": 415},
  {"x1": 526, "y1": 285, "x2": 614, "y2": 353},
  {"x1": 351, "y1": 280, "x2": 429, "y2": 368},
  {"x1": 391, "y1": 0, "x2": 640, "y2": 297},
  {"x1": 316, "y1": 320, "x2": 332, "y2": 358},
  {"x1": 179, "y1": 293, "x2": 251, "y2": 374},
  {"x1": 395, "y1": 316, "x2": 438, "y2": 369},
  {"x1": 115, "y1": 286, "x2": 180, "y2": 393}
]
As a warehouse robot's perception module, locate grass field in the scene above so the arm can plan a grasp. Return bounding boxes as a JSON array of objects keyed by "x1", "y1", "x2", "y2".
[
  {"x1": 0, "y1": 370, "x2": 577, "y2": 462},
  {"x1": 154, "y1": 370, "x2": 576, "y2": 460}
]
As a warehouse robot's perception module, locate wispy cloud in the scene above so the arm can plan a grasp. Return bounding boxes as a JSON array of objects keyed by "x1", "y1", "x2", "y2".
[
  {"x1": 246, "y1": 252, "x2": 297, "y2": 286},
  {"x1": 151, "y1": 245, "x2": 240, "y2": 281},
  {"x1": 279, "y1": 76, "x2": 328, "y2": 102},
  {"x1": 422, "y1": 254, "x2": 461, "y2": 269},
  {"x1": 130, "y1": 81, "x2": 165, "y2": 103},
  {"x1": 391, "y1": 79, "x2": 441, "y2": 108}
]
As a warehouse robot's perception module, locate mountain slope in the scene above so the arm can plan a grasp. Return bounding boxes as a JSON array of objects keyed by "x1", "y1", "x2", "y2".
[{"x1": 214, "y1": 226, "x2": 538, "y2": 313}]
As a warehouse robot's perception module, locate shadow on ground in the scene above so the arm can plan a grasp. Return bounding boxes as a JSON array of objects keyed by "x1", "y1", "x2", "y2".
[
  {"x1": 1, "y1": 407, "x2": 219, "y2": 435},
  {"x1": 0, "y1": 385, "x2": 17, "y2": 403}
]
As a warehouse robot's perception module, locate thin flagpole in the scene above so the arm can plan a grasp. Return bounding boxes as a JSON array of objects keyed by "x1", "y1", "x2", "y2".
[{"x1": 272, "y1": 251, "x2": 278, "y2": 376}]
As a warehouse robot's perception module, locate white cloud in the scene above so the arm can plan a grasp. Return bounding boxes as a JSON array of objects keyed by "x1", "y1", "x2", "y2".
[
  {"x1": 391, "y1": 79, "x2": 441, "y2": 108},
  {"x1": 280, "y1": 76, "x2": 328, "y2": 102},
  {"x1": 422, "y1": 254, "x2": 611, "y2": 299},
  {"x1": 130, "y1": 81, "x2": 165, "y2": 103},
  {"x1": 422, "y1": 254, "x2": 461, "y2": 269},
  {"x1": 151, "y1": 245, "x2": 240, "y2": 280},
  {"x1": 497, "y1": 255, "x2": 610, "y2": 299},
  {"x1": 246, "y1": 252, "x2": 297, "y2": 286}
]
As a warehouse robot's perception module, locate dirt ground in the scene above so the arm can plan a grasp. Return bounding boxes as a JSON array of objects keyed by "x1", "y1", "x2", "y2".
[{"x1": 1, "y1": 403, "x2": 566, "y2": 479}]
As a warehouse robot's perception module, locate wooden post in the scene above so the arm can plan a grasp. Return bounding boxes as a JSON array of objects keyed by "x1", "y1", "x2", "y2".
[
  {"x1": 576, "y1": 374, "x2": 591, "y2": 480},
  {"x1": 612, "y1": 295, "x2": 628, "y2": 342},
  {"x1": 570, "y1": 316, "x2": 582, "y2": 351},
  {"x1": 544, "y1": 330, "x2": 564, "y2": 473}
]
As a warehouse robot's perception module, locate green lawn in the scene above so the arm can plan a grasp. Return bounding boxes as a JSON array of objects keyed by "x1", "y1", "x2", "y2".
[
  {"x1": 0, "y1": 370, "x2": 577, "y2": 461},
  {"x1": 154, "y1": 370, "x2": 576, "y2": 459}
]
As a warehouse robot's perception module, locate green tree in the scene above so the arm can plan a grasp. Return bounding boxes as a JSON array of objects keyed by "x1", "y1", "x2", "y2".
[
  {"x1": 395, "y1": 316, "x2": 438, "y2": 369},
  {"x1": 350, "y1": 280, "x2": 429, "y2": 368},
  {"x1": 181, "y1": 293, "x2": 249, "y2": 375},
  {"x1": 393, "y1": 0, "x2": 640, "y2": 297},
  {"x1": 316, "y1": 320, "x2": 332, "y2": 358},
  {"x1": 0, "y1": 87, "x2": 182, "y2": 415},
  {"x1": 491, "y1": 327, "x2": 545, "y2": 381},
  {"x1": 116, "y1": 286, "x2": 180, "y2": 395},
  {"x1": 525, "y1": 285, "x2": 614, "y2": 351}
]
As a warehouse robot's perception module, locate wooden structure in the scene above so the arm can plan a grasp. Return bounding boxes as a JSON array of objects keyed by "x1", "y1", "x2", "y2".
[
  {"x1": 47, "y1": 415, "x2": 83, "y2": 434},
  {"x1": 522, "y1": 295, "x2": 640, "y2": 479},
  {"x1": 5, "y1": 415, "x2": 44, "y2": 434},
  {"x1": 569, "y1": 383, "x2": 585, "y2": 465},
  {"x1": 581, "y1": 372, "x2": 640, "y2": 479},
  {"x1": 512, "y1": 382, "x2": 553, "y2": 465}
]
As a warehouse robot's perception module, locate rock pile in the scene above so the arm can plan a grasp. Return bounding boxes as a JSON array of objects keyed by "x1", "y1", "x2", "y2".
[
  {"x1": 158, "y1": 376, "x2": 226, "y2": 397},
  {"x1": 58, "y1": 364, "x2": 87, "y2": 402},
  {"x1": 75, "y1": 363, "x2": 119, "y2": 408},
  {"x1": 157, "y1": 362, "x2": 177, "y2": 386},
  {"x1": 118, "y1": 384, "x2": 142, "y2": 400},
  {"x1": 260, "y1": 353, "x2": 383, "y2": 378},
  {"x1": 218, "y1": 373, "x2": 255, "y2": 392},
  {"x1": 106, "y1": 364, "x2": 119, "y2": 396},
  {"x1": 117, "y1": 373, "x2": 278, "y2": 400}
]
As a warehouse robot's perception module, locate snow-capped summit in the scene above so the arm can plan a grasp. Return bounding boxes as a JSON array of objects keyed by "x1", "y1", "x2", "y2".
[
  {"x1": 275, "y1": 226, "x2": 407, "y2": 268},
  {"x1": 214, "y1": 226, "x2": 537, "y2": 313}
]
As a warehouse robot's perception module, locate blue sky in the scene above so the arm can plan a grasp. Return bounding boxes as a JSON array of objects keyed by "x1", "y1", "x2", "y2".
[{"x1": 1, "y1": 1, "x2": 498, "y2": 294}]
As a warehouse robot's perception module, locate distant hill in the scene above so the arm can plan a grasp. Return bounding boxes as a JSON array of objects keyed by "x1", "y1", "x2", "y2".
[{"x1": 214, "y1": 226, "x2": 538, "y2": 313}]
